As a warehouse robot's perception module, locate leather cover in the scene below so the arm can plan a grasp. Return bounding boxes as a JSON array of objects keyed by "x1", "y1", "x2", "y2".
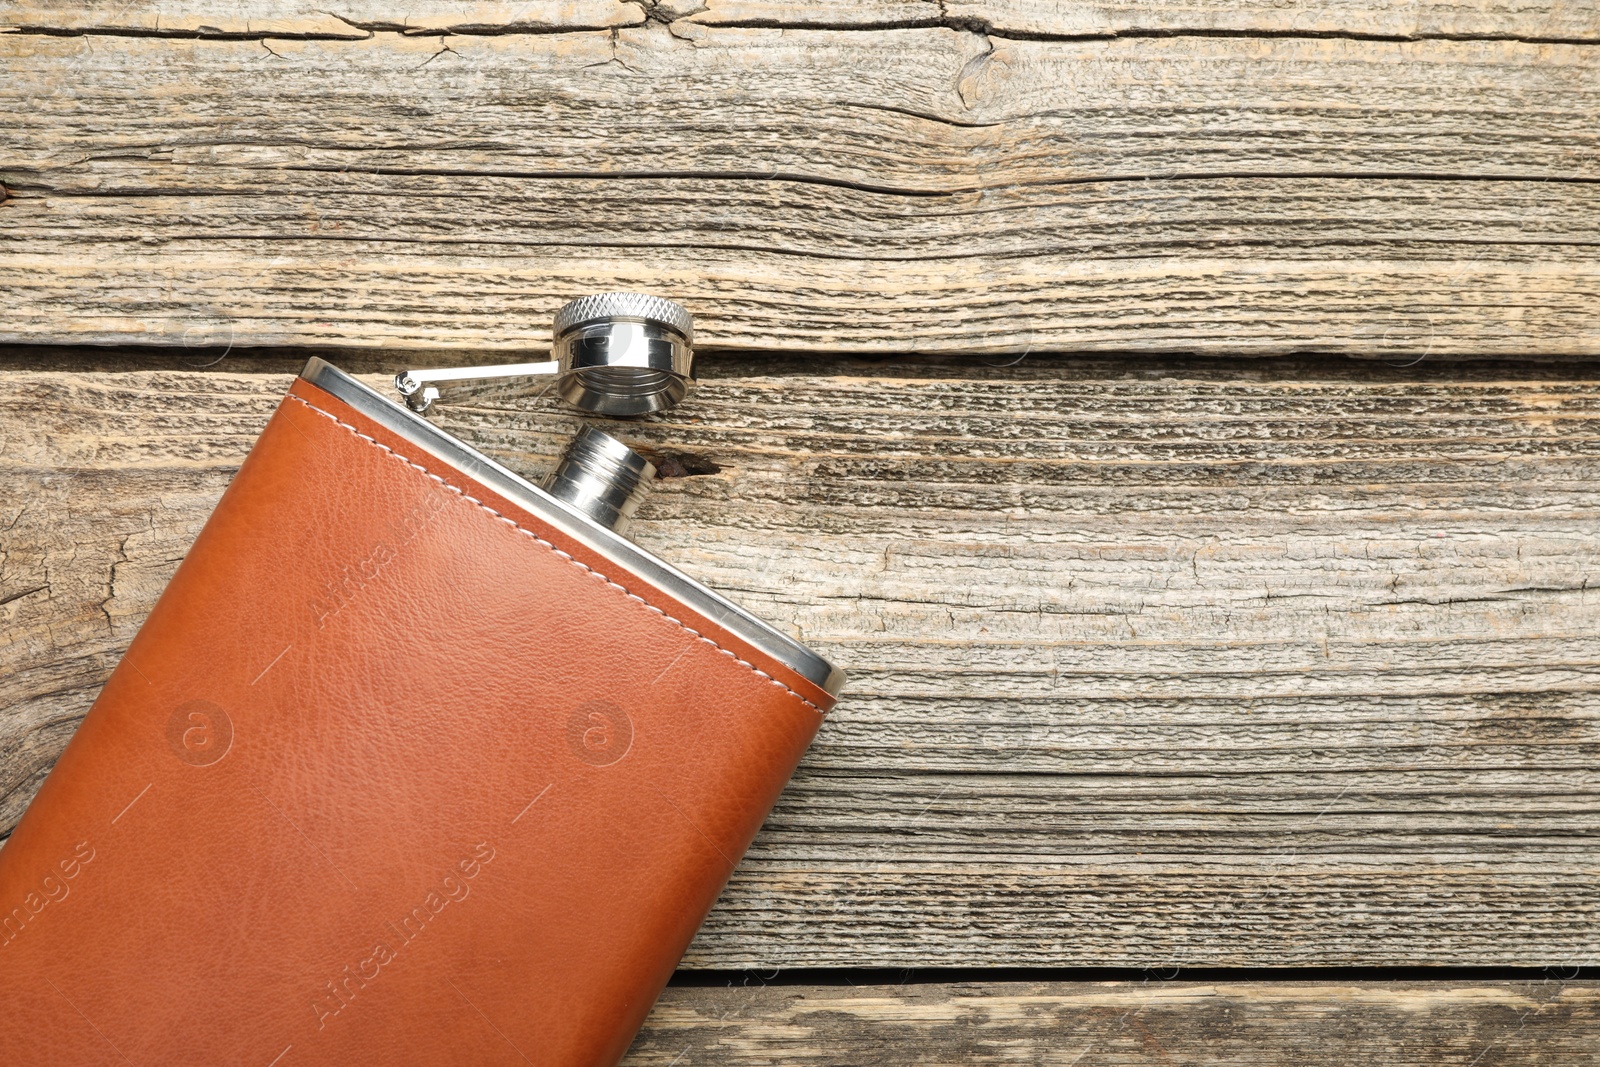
[{"x1": 0, "y1": 376, "x2": 834, "y2": 1066}]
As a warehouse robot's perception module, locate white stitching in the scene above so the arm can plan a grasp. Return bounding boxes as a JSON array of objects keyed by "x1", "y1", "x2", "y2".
[{"x1": 284, "y1": 393, "x2": 826, "y2": 715}]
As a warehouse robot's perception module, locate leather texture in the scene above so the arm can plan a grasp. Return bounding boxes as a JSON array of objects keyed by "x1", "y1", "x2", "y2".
[{"x1": 0, "y1": 378, "x2": 833, "y2": 1066}]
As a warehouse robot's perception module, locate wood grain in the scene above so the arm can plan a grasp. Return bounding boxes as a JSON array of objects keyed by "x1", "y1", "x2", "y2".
[
  {"x1": 928, "y1": 0, "x2": 1600, "y2": 39},
  {"x1": 624, "y1": 980, "x2": 1600, "y2": 1066},
  {"x1": 1, "y1": 21, "x2": 1597, "y2": 355},
  {"x1": 5, "y1": 0, "x2": 1597, "y2": 40},
  {"x1": 4, "y1": 358, "x2": 1597, "y2": 966},
  {"x1": 0, "y1": 0, "x2": 640, "y2": 37}
]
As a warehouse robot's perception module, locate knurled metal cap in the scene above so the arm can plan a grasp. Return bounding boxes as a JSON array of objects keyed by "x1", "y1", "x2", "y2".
[{"x1": 553, "y1": 292, "x2": 694, "y2": 343}]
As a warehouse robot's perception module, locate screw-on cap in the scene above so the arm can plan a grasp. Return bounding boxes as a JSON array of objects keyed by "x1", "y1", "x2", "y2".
[
  {"x1": 550, "y1": 291, "x2": 695, "y2": 417},
  {"x1": 553, "y1": 292, "x2": 694, "y2": 344}
]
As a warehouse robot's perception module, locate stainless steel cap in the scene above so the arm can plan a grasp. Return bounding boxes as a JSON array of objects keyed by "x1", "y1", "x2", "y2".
[
  {"x1": 553, "y1": 292, "x2": 695, "y2": 342},
  {"x1": 551, "y1": 292, "x2": 695, "y2": 417}
]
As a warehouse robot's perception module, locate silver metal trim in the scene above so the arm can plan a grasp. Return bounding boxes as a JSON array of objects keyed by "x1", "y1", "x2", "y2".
[
  {"x1": 395, "y1": 360, "x2": 560, "y2": 414},
  {"x1": 298, "y1": 358, "x2": 844, "y2": 699}
]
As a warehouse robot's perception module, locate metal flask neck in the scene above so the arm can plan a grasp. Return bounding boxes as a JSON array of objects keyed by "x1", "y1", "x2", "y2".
[{"x1": 540, "y1": 426, "x2": 657, "y2": 534}]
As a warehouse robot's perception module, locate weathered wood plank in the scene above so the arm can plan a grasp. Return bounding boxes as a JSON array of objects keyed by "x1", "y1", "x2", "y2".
[
  {"x1": 5, "y1": 0, "x2": 1596, "y2": 40},
  {"x1": 1, "y1": 27, "x2": 1596, "y2": 355},
  {"x1": 932, "y1": 0, "x2": 1600, "y2": 39},
  {"x1": 0, "y1": 0, "x2": 640, "y2": 37},
  {"x1": 624, "y1": 980, "x2": 1600, "y2": 1066},
  {"x1": 3, "y1": 359, "x2": 1597, "y2": 966}
]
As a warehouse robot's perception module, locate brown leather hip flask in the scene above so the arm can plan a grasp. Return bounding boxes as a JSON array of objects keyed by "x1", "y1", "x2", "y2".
[{"x1": 0, "y1": 296, "x2": 842, "y2": 1066}]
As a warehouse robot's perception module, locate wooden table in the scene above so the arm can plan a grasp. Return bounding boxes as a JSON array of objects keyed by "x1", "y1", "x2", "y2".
[{"x1": 2, "y1": 1, "x2": 1597, "y2": 1060}]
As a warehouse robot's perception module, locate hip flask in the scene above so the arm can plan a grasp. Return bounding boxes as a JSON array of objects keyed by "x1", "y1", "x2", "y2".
[{"x1": 0, "y1": 294, "x2": 841, "y2": 1066}]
